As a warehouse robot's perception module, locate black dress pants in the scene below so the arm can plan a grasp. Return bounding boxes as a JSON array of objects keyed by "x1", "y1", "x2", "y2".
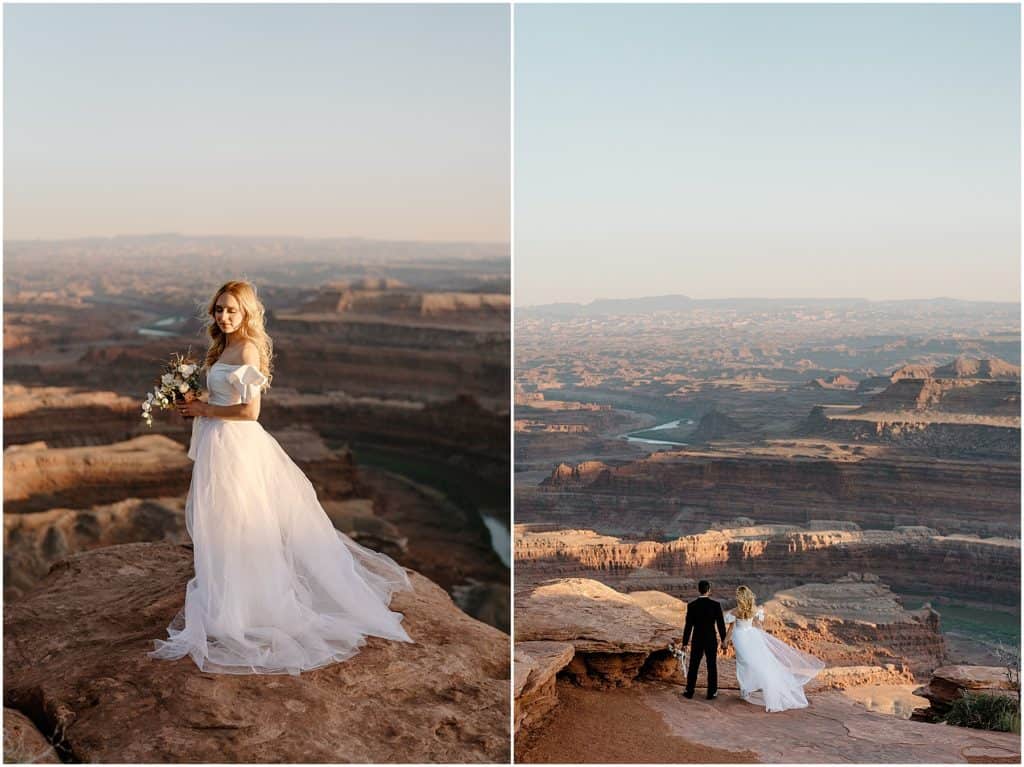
[{"x1": 685, "y1": 638, "x2": 718, "y2": 696}]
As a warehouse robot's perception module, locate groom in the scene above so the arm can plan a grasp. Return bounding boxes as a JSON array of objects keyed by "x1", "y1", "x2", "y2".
[{"x1": 681, "y1": 579, "x2": 727, "y2": 700}]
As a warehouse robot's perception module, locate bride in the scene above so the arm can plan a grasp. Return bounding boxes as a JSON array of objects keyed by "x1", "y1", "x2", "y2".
[
  {"x1": 724, "y1": 585, "x2": 824, "y2": 712},
  {"x1": 149, "y1": 280, "x2": 413, "y2": 675}
]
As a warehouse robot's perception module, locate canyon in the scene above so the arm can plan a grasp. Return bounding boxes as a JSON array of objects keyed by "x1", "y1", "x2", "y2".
[
  {"x1": 3, "y1": 237, "x2": 512, "y2": 760},
  {"x1": 514, "y1": 298, "x2": 1020, "y2": 760}
]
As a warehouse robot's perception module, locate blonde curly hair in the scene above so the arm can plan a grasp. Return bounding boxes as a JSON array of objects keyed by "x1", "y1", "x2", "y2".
[
  {"x1": 202, "y1": 280, "x2": 273, "y2": 388},
  {"x1": 734, "y1": 585, "x2": 757, "y2": 620}
]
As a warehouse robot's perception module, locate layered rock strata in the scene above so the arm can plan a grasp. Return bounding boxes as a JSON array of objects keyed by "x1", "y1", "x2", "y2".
[
  {"x1": 526, "y1": 447, "x2": 1020, "y2": 538},
  {"x1": 4, "y1": 436, "x2": 192, "y2": 514},
  {"x1": 801, "y1": 405, "x2": 1020, "y2": 458},
  {"x1": 515, "y1": 524, "x2": 1021, "y2": 606},
  {"x1": 761, "y1": 577, "x2": 946, "y2": 676},
  {"x1": 3, "y1": 385, "x2": 140, "y2": 448}
]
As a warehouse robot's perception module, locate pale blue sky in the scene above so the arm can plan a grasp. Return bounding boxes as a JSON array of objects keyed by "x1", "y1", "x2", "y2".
[
  {"x1": 5, "y1": 4, "x2": 509, "y2": 242},
  {"x1": 516, "y1": 4, "x2": 1020, "y2": 305}
]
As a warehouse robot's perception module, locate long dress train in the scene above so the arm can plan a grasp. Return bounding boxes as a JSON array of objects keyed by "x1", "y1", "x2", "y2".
[
  {"x1": 149, "y1": 361, "x2": 412, "y2": 675},
  {"x1": 727, "y1": 608, "x2": 824, "y2": 712}
]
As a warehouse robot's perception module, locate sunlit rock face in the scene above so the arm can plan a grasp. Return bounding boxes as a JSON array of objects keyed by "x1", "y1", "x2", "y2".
[{"x1": 515, "y1": 523, "x2": 1021, "y2": 606}]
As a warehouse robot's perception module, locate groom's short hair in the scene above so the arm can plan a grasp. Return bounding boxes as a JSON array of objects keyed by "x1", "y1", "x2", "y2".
[{"x1": 698, "y1": 580, "x2": 711, "y2": 594}]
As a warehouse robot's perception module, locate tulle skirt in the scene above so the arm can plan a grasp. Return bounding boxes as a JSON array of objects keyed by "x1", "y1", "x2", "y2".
[
  {"x1": 149, "y1": 416, "x2": 413, "y2": 675},
  {"x1": 732, "y1": 626, "x2": 825, "y2": 712}
]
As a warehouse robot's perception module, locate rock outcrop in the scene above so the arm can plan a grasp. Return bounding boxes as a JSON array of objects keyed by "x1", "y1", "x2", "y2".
[
  {"x1": 873, "y1": 379, "x2": 1020, "y2": 413},
  {"x1": 3, "y1": 436, "x2": 192, "y2": 514},
  {"x1": 2, "y1": 385, "x2": 140, "y2": 448},
  {"x1": 808, "y1": 374, "x2": 858, "y2": 390},
  {"x1": 689, "y1": 409, "x2": 750, "y2": 442},
  {"x1": 762, "y1": 577, "x2": 946, "y2": 676},
  {"x1": 3, "y1": 496, "x2": 186, "y2": 601},
  {"x1": 932, "y1": 357, "x2": 1020, "y2": 380},
  {"x1": 913, "y1": 665, "x2": 1019, "y2": 720},
  {"x1": 798, "y1": 358, "x2": 1021, "y2": 458},
  {"x1": 3, "y1": 542, "x2": 510, "y2": 763},
  {"x1": 801, "y1": 404, "x2": 1021, "y2": 458},
  {"x1": 515, "y1": 578, "x2": 681, "y2": 688},
  {"x1": 289, "y1": 285, "x2": 509, "y2": 322},
  {"x1": 514, "y1": 641, "x2": 575, "y2": 733}
]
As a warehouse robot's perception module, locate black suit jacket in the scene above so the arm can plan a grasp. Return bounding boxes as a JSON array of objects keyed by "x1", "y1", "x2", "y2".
[{"x1": 682, "y1": 596, "x2": 727, "y2": 647}]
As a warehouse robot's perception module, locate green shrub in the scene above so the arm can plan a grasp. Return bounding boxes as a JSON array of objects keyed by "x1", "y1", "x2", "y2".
[{"x1": 943, "y1": 692, "x2": 1021, "y2": 734}]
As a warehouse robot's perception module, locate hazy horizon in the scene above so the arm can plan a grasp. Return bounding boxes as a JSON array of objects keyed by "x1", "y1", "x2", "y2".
[
  {"x1": 4, "y1": 4, "x2": 510, "y2": 242},
  {"x1": 517, "y1": 292, "x2": 1022, "y2": 309},
  {"x1": 516, "y1": 4, "x2": 1021, "y2": 305},
  {"x1": 3, "y1": 231, "x2": 509, "y2": 248}
]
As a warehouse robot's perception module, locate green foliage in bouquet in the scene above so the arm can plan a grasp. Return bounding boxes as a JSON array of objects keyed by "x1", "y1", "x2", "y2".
[{"x1": 141, "y1": 349, "x2": 205, "y2": 427}]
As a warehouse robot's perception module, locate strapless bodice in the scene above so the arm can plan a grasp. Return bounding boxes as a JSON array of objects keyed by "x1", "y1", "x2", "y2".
[
  {"x1": 726, "y1": 607, "x2": 765, "y2": 630},
  {"x1": 206, "y1": 362, "x2": 267, "y2": 406}
]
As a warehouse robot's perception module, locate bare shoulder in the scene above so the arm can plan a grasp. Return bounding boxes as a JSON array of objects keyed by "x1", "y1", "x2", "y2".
[{"x1": 240, "y1": 341, "x2": 261, "y2": 366}]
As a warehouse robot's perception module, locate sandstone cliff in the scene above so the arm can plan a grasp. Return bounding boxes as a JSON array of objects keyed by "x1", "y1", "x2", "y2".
[
  {"x1": 800, "y1": 404, "x2": 1021, "y2": 457},
  {"x1": 4, "y1": 436, "x2": 192, "y2": 514},
  {"x1": 527, "y1": 446, "x2": 1020, "y2": 538},
  {"x1": 515, "y1": 523, "x2": 1021, "y2": 606},
  {"x1": 762, "y1": 576, "x2": 945, "y2": 676}
]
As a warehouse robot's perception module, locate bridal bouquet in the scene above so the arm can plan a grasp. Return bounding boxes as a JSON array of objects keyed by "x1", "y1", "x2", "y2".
[
  {"x1": 669, "y1": 641, "x2": 687, "y2": 673},
  {"x1": 141, "y1": 350, "x2": 203, "y2": 427}
]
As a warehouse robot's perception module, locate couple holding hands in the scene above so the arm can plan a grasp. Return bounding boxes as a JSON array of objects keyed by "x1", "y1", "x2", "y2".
[{"x1": 676, "y1": 580, "x2": 825, "y2": 713}]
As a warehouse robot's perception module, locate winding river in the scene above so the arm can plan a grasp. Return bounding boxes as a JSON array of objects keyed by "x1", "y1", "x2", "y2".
[{"x1": 624, "y1": 418, "x2": 693, "y2": 446}]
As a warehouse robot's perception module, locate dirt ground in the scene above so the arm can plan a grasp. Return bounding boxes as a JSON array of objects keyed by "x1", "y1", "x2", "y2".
[{"x1": 515, "y1": 680, "x2": 760, "y2": 764}]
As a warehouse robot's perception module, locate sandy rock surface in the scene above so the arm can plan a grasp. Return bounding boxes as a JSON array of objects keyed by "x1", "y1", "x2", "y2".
[
  {"x1": 4, "y1": 542, "x2": 510, "y2": 763},
  {"x1": 645, "y1": 684, "x2": 1021, "y2": 763}
]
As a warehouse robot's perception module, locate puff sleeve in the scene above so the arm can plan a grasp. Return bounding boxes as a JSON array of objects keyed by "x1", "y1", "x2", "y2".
[
  {"x1": 724, "y1": 611, "x2": 736, "y2": 625},
  {"x1": 227, "y1": 364, "x2": 268, "y2": 404}
]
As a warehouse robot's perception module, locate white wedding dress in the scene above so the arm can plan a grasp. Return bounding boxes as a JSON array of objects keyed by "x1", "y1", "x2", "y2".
[
  {"x1": 149, "y1": 361, "x2": 413, "y2": 675},
  {"x1": 727, "y1": 608, "x2": 825, "y2": 712}
]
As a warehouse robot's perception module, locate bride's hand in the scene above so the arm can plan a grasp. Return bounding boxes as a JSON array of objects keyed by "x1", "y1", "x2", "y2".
[{"x1": 177, "y1": 398, "x2": 207, "y2": 418}]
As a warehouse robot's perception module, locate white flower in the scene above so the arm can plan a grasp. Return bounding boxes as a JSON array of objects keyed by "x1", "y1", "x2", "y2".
[
  {"x1": 142, "y1": 402, "x2": 151, "y2": 412},
  {"x1": 182, "y1": 364, "x2": 196, "y2": 376},
  {"x1": 161, "y1": 373, "x2": 174, "y2": 386},
  {"x1": 178, "y1": 383, "x2": 189, "y2": 393}
]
